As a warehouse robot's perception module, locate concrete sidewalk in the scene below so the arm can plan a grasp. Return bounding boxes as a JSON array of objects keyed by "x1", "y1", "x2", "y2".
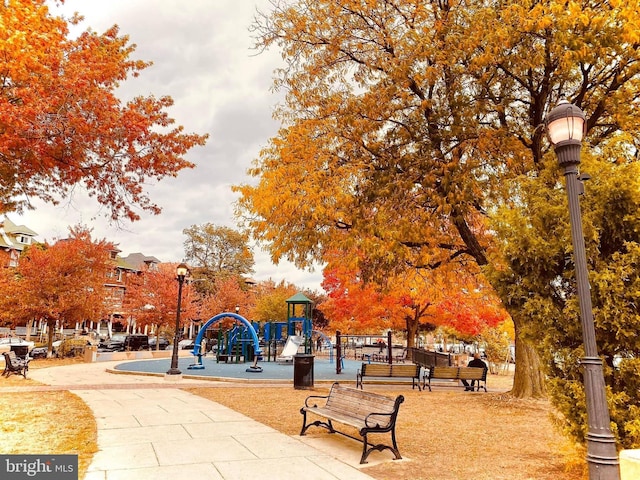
[{"x1": 26, "y1": 362, "x2": 388, "y2": 480}]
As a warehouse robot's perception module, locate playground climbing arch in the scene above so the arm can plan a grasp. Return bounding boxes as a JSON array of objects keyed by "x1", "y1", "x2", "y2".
[{"x1": 191, "y1": 312, "x2": 262, "y2": 358}]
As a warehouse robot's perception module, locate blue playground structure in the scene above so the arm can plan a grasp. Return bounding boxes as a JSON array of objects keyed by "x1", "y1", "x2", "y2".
[
  {"x1": 286, "y1": 292, "x2": 313, "y2": 353},
  {"x1": 186, "y1": 294, "x2": 333, "y2": 373},
  {"x1": 188, "y1": 312, "x2": 262, "y2": 371}
]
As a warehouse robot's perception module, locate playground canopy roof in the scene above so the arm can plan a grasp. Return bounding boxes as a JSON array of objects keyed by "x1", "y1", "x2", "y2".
[{"x1": 286, "y1": 292, "x2": 313, "y2": 304}]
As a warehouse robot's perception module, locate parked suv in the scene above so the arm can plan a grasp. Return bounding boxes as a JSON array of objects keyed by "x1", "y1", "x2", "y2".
[
  {"x1": 98, "y1": 334, "x2": 149, "y2": 352},
  {"x1": 123, "y1": 334, "x2": 149, "y2": 351},
  {"x1": 148, "y1": 336, "x2": 170, "y2": 350}
]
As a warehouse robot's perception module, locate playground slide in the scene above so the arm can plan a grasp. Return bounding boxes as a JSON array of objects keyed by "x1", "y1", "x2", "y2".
[{"x1": 276, "y1": 335, "x2": 303, "y2": 364}]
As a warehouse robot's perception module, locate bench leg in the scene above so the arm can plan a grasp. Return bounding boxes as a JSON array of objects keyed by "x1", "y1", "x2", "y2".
[
  {"x1": 359, "y1": 430, "x2": 402, "y2": 464},
  {"x1": 412, "y1": 377, "x2": 421, "y2": 391},
  {"x1": 300, "y1": 409, "x2": 335, "y2": 436}
]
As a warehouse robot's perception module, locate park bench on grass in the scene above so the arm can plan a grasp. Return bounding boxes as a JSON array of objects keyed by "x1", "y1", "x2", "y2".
[
  {"x1": 300, "y1": 382, "x2": 405, "y2": 464},
  {"x1": 356, "y1": 362, "x2": 422, "y2": 390},
  {"x1": 2, "y1": 351, "x2": 30, "y2": 378},
  {"x1": 424, "y1": 366, "x2": 487, "y2": 392}
]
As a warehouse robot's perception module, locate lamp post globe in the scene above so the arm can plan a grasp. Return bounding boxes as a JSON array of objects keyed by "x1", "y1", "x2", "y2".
[
  {"x1": 167, "y1": 262, "x2": 189, "y2": 376},
  {"x1": 546, "y1": 100, "x2": 619, "y2": 480}
]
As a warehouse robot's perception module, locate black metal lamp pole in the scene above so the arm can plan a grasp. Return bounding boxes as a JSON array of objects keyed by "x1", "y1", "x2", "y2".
[
  {"x1": 546, "y1": 100, "x2": 619, "y2": 479},
  {"x1": 167, "y1": 262, "x2": 189, "y2": 376}
]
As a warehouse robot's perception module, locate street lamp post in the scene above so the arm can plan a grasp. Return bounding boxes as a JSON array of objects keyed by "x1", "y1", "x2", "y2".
[
  {"x1": 546, "y1": 100, "x2": 619, "y2": 479},
  {"x1": 167, "y1": 263, "x2": 189, "y2": 376}
]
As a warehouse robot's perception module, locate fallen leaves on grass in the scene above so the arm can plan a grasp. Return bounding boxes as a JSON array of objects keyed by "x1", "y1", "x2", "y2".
[
  {"x1": 187, "y1": 385, "x2": 588, "y2": 480},
  {"x1": 0, "y1": 390, "x2": 97, "y2": 479}
]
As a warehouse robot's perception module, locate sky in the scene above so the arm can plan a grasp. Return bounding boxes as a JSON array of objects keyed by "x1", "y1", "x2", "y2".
[{"x1": 12, "y1": 0, "x2": 325, "y2": 292}]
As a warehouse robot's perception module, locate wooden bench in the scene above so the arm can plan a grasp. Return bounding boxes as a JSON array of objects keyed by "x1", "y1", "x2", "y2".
[
  {"x1": 356, "y1": 362, "x2": 421, "y2": 390},
  {"x1": 300, "y1": 382, "x2": 405, "y2": 464},
  {"x1": 424, "y1": 366, "x2": 487, "y2": 392},
  {"x1": 2, "y1": 351, "x2": 30, "y2": 378}
]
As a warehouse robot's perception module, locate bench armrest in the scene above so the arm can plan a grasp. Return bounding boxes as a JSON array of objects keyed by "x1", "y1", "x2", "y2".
[
  {"x1": 364, "y1": 411, "x2": 393, "y2": 428},
  {"x1": 304, "y1": 394, "x2": 329, "y2": 408}
]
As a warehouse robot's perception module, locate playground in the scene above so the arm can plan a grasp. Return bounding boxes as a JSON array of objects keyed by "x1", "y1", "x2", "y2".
[{"x1": 114, "y1": 293, "x2": 409, "y2": 384}]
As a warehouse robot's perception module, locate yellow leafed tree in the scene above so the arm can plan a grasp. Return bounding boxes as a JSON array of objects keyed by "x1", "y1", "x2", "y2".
[{"x1": 234, "y1": 0, "x2": 640, "y2": 399}]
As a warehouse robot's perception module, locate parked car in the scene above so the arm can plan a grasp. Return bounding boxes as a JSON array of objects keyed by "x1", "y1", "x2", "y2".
[
  {"x1": 98, "y1": 335, "x2": 126, "y2": 352},
  {"x1": 97, "y1": 334, "x2": 149, "y2": 352},
  {"x1": 148, "y1": 337, "x2": 170, "y2": 350},
  {"x1": 178, "y1": 339, "x2": 195, "y2": 350},
  {"x1": 124, "y1": 334, "x2": 149, "y2": 351},
  {"x1": 29, "y1": 346, "x2": 48, "y2": 359},
  {"x1": 0, "y1": 337, "x2": 35, "y2": 354}
]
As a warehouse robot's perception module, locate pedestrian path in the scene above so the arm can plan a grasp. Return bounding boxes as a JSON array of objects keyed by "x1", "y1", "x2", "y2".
[{"x1": 25, "y1": 361, "x2": 386, "y2": 480}]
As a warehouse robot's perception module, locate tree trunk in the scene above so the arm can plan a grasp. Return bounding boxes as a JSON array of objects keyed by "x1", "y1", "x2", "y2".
[
  {"x1": 510, "y1": 318, "x2": 547, "y2": 398},
  {"x1": 46, "y1": 319, "x2": 55, "y2": 358},
  {"x1": 405, "y1": 314, "x2": 419, "y2": 348}
]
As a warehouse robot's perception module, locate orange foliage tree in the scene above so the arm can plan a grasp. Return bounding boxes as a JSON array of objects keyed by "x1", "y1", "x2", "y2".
[
  {"x1": 321, "y1": 256, "x2": 507, "y2": 346},
  {"x1": 435, "y1": 289, "x2": 510, "y2": 338},
  {"x1": 320, "y1": 263, "x2": 405, "y2": 335},
  {"x1": 198, "y1": 276, "x2": 255, "y2": 322},
  {"x1": 125, "y1": 263, "x2": 199, "y2": 346},
  {"x1": 0, "y1": 0, "x2": 207, "y2": 220},
  {"x1": 8, "y1": 225, "x2": 115, "y2": 355}
]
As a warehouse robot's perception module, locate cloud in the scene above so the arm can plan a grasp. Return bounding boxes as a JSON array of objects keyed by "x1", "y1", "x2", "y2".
[{"x1": 12, "y1": 0, "x2": 323, "y2": 292}]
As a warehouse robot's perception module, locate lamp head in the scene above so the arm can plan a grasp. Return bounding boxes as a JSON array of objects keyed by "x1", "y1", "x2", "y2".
[
  {"x1": 176, "y1": 262, "x2": 189, "y2": 280},
  {"x1": 545, "y1": 100, "x2": 586, "y2": 167}
]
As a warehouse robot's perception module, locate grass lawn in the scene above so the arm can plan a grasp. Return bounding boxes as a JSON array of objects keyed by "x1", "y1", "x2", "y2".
[
  {"x1": 0, "y1": 358, "x2": 588, "y2": 480},
  {"x1": 0, "y1": 357, "x2": 97, "y2": 479}
]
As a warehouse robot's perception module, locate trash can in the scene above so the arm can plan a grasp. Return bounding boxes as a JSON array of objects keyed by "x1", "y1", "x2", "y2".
[
  {"x1": 293, "y1": 354, "x2": 314, "y2": 389},
  {"x1": 83, "y1": 345, "x2": 97, "y2": 363},
  {"x1": 10, "y1": 345, "x2": 29, "y2": 359}
]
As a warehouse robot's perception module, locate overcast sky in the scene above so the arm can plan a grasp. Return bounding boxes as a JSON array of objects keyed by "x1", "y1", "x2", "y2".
[{"x1": 12, "y1": 0, "x2": 324, "y2": 291}]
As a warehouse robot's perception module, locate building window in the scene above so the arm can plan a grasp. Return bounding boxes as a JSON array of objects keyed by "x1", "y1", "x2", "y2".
[
  {"x1": 9, "y1": 250, "x2": 19, "y2": 267},
  {"x1": 16, "y1": 235, "x2": 31, "y2": 245}
]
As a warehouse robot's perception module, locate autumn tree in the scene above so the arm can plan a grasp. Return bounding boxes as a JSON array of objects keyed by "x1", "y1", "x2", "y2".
[
  {"x1": 479, "y1": 323, "x2": 514, "y2": 373},
  {"x1": 9, "y1": 225, "x2": 115, "y2": 355},
  {"x1": 197, "y1": 275, "x2": 255, "y2": 321},
  {"x1": 0, "y1": 0, "x2": 207, "y2": 220},
  {"x1": 488, "y1": 152, "x2": 640, "y2": 449},
  {"x1": 234, "y1": 0, "x2": 640, "y2": 403},
  {"x1": 249, "y1": 279, "x2": 298, "y2": 324},
  {"x1": 183, "y1": 223, "x2": 255, "y2": 295},
  {"x1": 321, "y1": 264, "x2": 402, "y2": 334},
  {"x1": 125, "y1": 262, "x2": 199, "y2": 347},
  {"x1": 0, "y1": 263, "x2": 22, "y2": 327},
  {"x1": 321, "y1": 252, "x2": 506, "y2": 344}
]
